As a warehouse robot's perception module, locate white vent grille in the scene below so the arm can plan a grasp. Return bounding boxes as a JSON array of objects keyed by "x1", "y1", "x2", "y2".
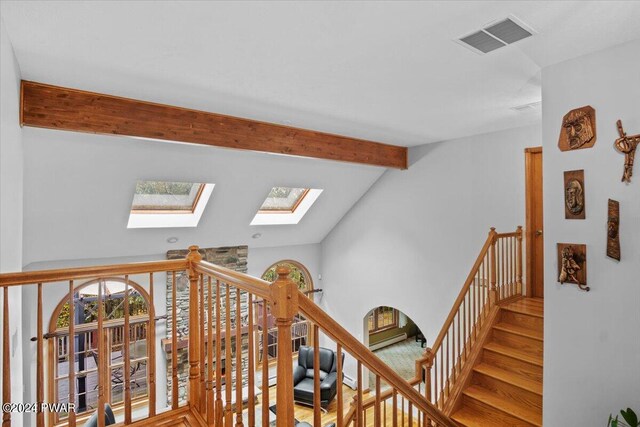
[
  {"x1": 457, "y1": 15, "x2": 535, "y2": 55},
  {"x1": 511, "y1": 101, "x2": 541, "y2": 113}
]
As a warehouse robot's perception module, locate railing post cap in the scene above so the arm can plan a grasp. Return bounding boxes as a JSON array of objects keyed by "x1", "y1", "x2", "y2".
[
  {"x1": 187, "y1": 245, "x2": 202, "y2": 262},
  {"x1": 276, "y1": 264, "x2": 291, "y2": 279}
]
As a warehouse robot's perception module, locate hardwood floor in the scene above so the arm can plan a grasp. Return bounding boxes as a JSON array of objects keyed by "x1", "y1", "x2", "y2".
[{"x1": 451, "y1": 298, "x2": 543, "y2": 427}]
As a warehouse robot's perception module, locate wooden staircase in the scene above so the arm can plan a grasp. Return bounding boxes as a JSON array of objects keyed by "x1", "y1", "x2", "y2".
[{"x1": 451, "y1": 298, "x2": 543, "y2": 427}]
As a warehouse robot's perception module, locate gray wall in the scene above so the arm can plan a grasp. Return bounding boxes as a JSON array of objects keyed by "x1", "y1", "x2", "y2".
[
  {"x1": 542, "y1": 39, "x2": 640, "y2": 425},
  {"x1": 320, "y1": 124, "x2": 540, "y2": 377},
  {"x1": 1, "y1": 17, "x2": 24, "y2": 427}
]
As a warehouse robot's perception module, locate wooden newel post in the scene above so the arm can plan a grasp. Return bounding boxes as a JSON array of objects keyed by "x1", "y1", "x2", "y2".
[
  {"x1": 516, "y1": 226, "x2": 523, "y2": 296},
  {"x1": 270, "y1": 265, "x2": 298, "y2": 427},
  {"x1": 489, "y1": 228, "x2": 498, "y2": 305},
  {"x1": 187, "y1": 245, "x2": 203, "y2": 410}
]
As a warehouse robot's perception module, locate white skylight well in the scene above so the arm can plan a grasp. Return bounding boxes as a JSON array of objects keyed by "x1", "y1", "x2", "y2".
[
  {"x1": 127, "y1": 180, "x2": 214, "y2": 228},
  {"x1": 251, "y1": 187, "x2": 323, "y2": 225}
]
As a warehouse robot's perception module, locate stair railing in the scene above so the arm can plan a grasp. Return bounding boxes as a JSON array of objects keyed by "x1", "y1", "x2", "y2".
[
  {"x1": 421, "y1": 226, "x2": 523, "y2": 414},
  {"x1": 1, "y1": 245, "x2": 456, "y2": 427}
]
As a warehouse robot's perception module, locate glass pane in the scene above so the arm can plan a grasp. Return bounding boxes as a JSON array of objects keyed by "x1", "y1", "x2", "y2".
[
  {"x1": 259, "y1": 187, "x2": 308, "y2": 211},
  {"x1": 131, "y1": 181, "x2": 203, "y2": 211}
]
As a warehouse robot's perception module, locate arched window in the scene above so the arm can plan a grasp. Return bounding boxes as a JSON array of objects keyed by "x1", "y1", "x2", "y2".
[
  {"x1": 257, "y1": 260, "x2": 313, "y2": 362},
  {"x1": 48, "y1": 278, "x2": 152, "y2": 423}
]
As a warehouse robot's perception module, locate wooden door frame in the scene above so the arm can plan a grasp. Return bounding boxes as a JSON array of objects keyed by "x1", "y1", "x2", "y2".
[{"x1": 524, "y1": 147, "x2": 542, "y2": 298}]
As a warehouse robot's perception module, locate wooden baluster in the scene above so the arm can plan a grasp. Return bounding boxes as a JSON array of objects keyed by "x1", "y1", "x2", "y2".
[
  {"x1": 225, "y1": 285, "x2": 233, "y2": 427},
  {"x1": 235, "y1": 288, "x2": 243, "y2": 427},
  {"x1": 391, "y1": 389, "x2": 397, "y2": 427},
  {"x1": 401, "y1": 396, "x2": 404, "y2": 426},
  {"x1": 124, "y1": 276, "x2": 132, "y2": 424},
  {"x1": 187, "y1": 246, "x2": 202, "y2": 410},
  {"x1": 383, "y1": 396, "x2": 387, "y2": 427},
  {"x1": 462, "y1": 296, "x2": 467, "y2": 360},
  {"x1": 456, "y1": 310, "x2": 461, "y2": 376},
  {"x1": 510, "y1": 237, "x2": 514, "y2": 297},
  {"x1": 374, "y1": 375, "x2": 381, "y2": 427},
  {"x1": 97, "y1": 280, "x2": 105, "y2": 427},
  {"x1": 207, "y1": 277, "x2": 214, "y2": 425},
  {"x1": 200, "y1": 275, "x2": 207, "y2": 414},
  {"x1": 261, "y1": 299, "x2": 268, "y2": 427},
  {"x1": 337, "y1": 343, "x2": 344, "y2": 427},
  {"x1": 148, "y1": 273, "x2": 156, "y2": 417},
  {"x1": 516, "y1": 226, "x2": 523, "y2": 296},
  {"x1": 408, "y1": 402, "x2": 413, "y2": 427},
  {"x1": 271, "y1": 265, "x2": 298, "y2": 426},
  {"x1": 445, "y1": 332, "x2": 449, "y2": 398},
  {"x1": 313, "y1": 325, "x2": 321, "y2": 427},
  {"x1": 247, "y1": 293, "x2": 255, "y2": 427},
  {"x1": 68, "y1": 281, "x2": 76, "y2": 427},
  {"x1": 489, "y1": 228, "x2": 498, "y2": 306},
  {"x1": 363, "y1": 407, "x2": 367, "y2": 427},
  {"x1": 215, "y1": 281, "x2": 224, "y2": 427},
  {"x1": 35, "y1": 283, "x2": 44, "y2": 427},
  {"x1": 357, "y1": 361, "x2": 363, "y2": 427},
  {"x1": 171, "y1": 271, "x2": 179, "y2": 409}
]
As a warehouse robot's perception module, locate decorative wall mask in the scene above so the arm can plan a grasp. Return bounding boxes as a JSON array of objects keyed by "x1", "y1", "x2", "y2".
[
  {"x1": 607, "y1": 199, "x2": 620, "y2": 261},
  {"x1": 564, "y1": 170, "x2": 585, "y2": 219},
  {"x1": 557, "y1": 243, "x2": 589, "y2": 291},
  {"x1": 558, "y1": 106, "x2": 597, "y2": 151},
  {"x1": 614, "y1": 120, "x2": 640, "y2": 183}
]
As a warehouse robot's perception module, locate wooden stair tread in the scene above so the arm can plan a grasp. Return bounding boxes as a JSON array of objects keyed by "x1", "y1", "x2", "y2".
[
  {"x1": 502, "y1": 299, "x2": 544, "y2": 318},
  {"x1": 451, "y1": 406, "x2": 507, "y2": 427},
  {"x1": 474, "y1": 363, "x2": 542, "y2": 395},
  {"x1": 494, "y1": 322, "x2": 543, "y2": 341},
  {"x1": 484, "y1": 342, "x2": 543, "y2": 367},
  {"x1": 463, "y1": 385, "x2": 542, "y2": 426}
]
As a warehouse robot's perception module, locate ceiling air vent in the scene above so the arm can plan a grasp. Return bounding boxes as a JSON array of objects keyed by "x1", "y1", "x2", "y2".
[
  {"x1": 511, "y1": 101, "x2": 541, "y2": 113},
  {"x1": 457, "y1": 15, "x2": 535, "y2": 55}
]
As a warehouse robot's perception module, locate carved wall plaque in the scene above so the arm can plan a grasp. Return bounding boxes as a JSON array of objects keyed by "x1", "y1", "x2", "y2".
[
  {"x1": 614, "y1": 120, "x2": 640, "y2": 183},
  {"x1": 557, "y1": 243, "x2": 589, "y2": 291},
  {"x1": 607, "y1": 199, "x2": 620, "y2": 261},
  {"x1": 564, "y1": 170, "x2": 585, "y2": 219},
  {"x1": 558, "y1": 106, "x2": 596, "y2": 151}
]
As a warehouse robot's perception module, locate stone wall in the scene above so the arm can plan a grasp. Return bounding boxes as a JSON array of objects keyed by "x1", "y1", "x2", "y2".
[{"x1": 165, "y1": 246, "x2": 249, "y2": 404}]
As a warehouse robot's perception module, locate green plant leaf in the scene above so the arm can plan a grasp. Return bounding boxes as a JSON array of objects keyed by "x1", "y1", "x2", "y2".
[
  {"x1": 608, "y1": 414, "x2": 618, "y2": 427},
  {"x1": 620, "y1": 408, "x2": 638, "y2": 427}
]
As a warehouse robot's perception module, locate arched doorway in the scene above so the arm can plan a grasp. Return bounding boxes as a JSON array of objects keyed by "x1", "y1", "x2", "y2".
[
  {"x1": 258, "y1": 260, "x2": 313, "y2": 363},
  {"x1": 48, "y1": 278, "x2": 152, "y2": 423},
  {"x1": 364, "y1": 306, "x2": 424, "y2": 388}
]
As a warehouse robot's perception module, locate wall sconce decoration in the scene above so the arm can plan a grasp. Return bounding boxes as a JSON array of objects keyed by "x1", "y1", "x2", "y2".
[
  {"x1": 557, "y1": 243, "x2": 589, "y2": 291},
  {"x1": 614, "y1": 120, "x2": 640, "y2": 183},
  {"x1": 558, "y1": 106, "x2": 597, "y2": 151},
  {"x1": 564, "y1": 170, "x2": 586, "y2": 219},
  {"x1": 607, "y1": 199, "x2": 621, "y2": 261}
]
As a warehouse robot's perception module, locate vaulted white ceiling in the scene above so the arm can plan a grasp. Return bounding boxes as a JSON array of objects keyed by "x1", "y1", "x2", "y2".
[
  {"x1": 2, "y1": 1, "x2": 640, "y2": 265},
  {"x1": 3, "y1": 1, "x2": 640, "y2": 146}
]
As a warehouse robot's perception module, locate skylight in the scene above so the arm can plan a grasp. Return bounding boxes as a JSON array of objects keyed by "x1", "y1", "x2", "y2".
[
  {"x1": 259, "y1": 187, "x2": 309, "y2": 213},
  {"x1": 251, "y1": 187, "x2": 322, "y2": 225},
  {"x1": 131, "y1": 181, "x2": 204, "y2": 213},
  {"x1": 127, "y1": 180, "x2": 214, "y2": 228}
]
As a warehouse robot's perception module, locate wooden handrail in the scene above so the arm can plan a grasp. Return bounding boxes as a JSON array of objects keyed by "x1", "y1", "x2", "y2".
[
  {"x1": 193, "y1": 260, "x2": 272, "y2": 300},
  {"x1": 0, "y1": 259, "x2": 188, "y2": 286},
  {"x1": 298, "y1": 296, "x2": 456, "y2": 427},
  {"x1": 428, "y1": 228, "x2": 496, "y2": 354}
]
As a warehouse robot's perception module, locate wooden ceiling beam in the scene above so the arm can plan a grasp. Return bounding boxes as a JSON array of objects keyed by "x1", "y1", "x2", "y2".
[{"x1": 20, "y1": 81, "x2": 407, "y2": 169}]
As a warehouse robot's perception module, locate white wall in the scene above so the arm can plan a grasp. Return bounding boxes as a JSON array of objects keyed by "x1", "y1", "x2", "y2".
[
  {"x1": 0, "y1": 16, "x2": 24, "y2": 426},
  {"x1": 542, "y1": 39, "x2": 640, "y2": 425},
  {"x1": 320, "y1": 124, "x2": 540, "y2": 377}
]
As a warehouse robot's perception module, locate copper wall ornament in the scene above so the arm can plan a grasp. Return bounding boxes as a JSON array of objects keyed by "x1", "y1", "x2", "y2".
[
  {"x1": 557, "y1": 243, "x2": 589, "y2": 291},
  {"x1": 614, "y1": 120, "x2": 640, "y2": 183},
  {"x1": 607, "y1": 199, "x2": 620, "y2": 261},
  {"x1": 558, "y1": 106, "x2": 597, "y2": 151},
  {"x1": 564, "y1": 170, "x2": 586, "y2": 219}
]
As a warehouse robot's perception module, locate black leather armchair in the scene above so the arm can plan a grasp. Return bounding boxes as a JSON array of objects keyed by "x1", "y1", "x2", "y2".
[{"x1": 293, "y1": 345, "x2": 343, "y2": 408}]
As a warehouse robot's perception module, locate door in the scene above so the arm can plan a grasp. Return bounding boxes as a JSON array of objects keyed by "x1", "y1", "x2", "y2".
[{"x1": 525, "y1": 147, "x2": 544, "y2": 298}]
